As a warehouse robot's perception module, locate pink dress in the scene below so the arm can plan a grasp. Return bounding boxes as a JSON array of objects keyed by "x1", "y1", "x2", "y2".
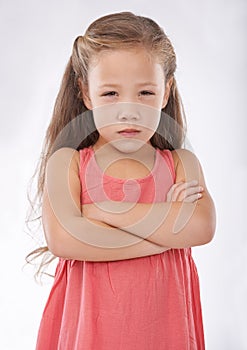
[{"x1": 36, "y1": 147, "x2": 205, "y2": 350}]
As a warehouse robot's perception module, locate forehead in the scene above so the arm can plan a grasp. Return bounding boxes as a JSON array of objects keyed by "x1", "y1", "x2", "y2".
[{"x1": 88, "y1": 48, "x2": 165, "y2": 84}]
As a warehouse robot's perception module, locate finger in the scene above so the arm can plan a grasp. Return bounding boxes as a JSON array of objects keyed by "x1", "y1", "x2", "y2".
[
  {"x1": 183, "y1": 193, "x2": 203, "y2": 203},
  {"x1": 177, "y1": 186, "x2": 204, "y2": 201},
  {"x1": 166, "y1": 182, "x2": 184, "y2": 202},
  {"x1": 168, "y1": 181, "x2": 200, "y2": 201},
  {"x1": 166, "y1": 183, "x2": 187, "y2": 202}
]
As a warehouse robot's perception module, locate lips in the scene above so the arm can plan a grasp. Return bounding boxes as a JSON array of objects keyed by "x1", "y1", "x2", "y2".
[{"x1": 118, "y1": 129, "x2": 141, "y2": 137}]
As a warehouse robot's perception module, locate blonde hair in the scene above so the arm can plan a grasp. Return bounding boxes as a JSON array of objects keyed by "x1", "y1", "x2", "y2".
[{"x1": 26, "y1": 11, "x2": 186, "y2": 278}]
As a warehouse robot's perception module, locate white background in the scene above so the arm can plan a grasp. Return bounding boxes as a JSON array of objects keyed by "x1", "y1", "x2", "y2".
[{"x1": 0, "y1": 0, "x2": 246, "y2": 349}]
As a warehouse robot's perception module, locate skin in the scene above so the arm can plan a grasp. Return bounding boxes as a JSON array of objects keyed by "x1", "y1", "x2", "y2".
[
  {"x1": 42, "y1": 47, "x2": 216, "y2": 261},
  {"x1": 81, "y1": 48, "x2": 172, "y2": 155}
]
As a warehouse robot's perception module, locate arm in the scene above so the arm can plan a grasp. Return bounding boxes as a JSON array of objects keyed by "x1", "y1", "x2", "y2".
[
  {"x1": 84, "y1": 149, "x2": 216, "y2": 248},
  {"x1": 42, "y1": 147, "x2": 168, "y2": 261}
]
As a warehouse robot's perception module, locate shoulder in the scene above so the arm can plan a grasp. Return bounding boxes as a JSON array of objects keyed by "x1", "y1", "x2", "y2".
[
  {"x1": 48, "y1": 147, "x2": 80, "y2": 173},
  {"x1": 49, "y1": 147, "x2": 79, "y2": 159},
  {"x1": 171, "y1": 148, "x2": 199, "y2": 166},
  {"x1": 170, "y1": 148, "x2": 203, "y2": 183}
]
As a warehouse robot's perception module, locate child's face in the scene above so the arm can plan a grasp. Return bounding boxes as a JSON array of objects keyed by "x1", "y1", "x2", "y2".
[{"x1": 82, "y1": 47, "x2": 171, "y2": 152}]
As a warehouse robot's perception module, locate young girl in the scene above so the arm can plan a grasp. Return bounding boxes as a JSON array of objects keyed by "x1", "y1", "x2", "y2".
[{"x1": 29, "y1": 11, "x2": 216, "y2": 350}]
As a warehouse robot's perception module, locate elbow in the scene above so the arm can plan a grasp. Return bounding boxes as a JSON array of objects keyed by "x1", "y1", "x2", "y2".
[
  {"x1": 194, "y1": 208, "x2": 216, "y2": 246},
  {"x1": 44, "y1": 232, "x2": 63, "y2": 258},
  {"x1": 42, "y1": 213, "x2": 65, "y2": 258},
  {"x1": 46, "y1": 241, "x2": 61, "y2": 258},
  {"x1": 204, "y1": 203, "x2": 216, "y2": 244},
  {"x1": 198, "y1": 222, "x2": 215, "y2": 246},
  {"x1": 46, "y1": 236, "x2": 74, "y2": 259},
  {"x1": 43, "y1": 224, "x2": 71, "y2": 259},
  {"x1": 162, "y1": 201, "x2": 217, "y2": 249},
  {"x1": 44, "y1": 225, "x2": 89, "y2": 261}
]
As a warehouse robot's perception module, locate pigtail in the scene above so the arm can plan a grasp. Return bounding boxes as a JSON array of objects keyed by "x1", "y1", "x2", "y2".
[
  {"x1": 48, "y1": 37, "x2": 99, "y2": 154},
  {"x1": 25, "y1": 49, "x2": 97, "y2": 281},
  {"x1": 46, "y1": 58, "x2": 85, "y2": 154},
  {"x1": 34, "y1": 57, "x2": 86, "y2": 208}
]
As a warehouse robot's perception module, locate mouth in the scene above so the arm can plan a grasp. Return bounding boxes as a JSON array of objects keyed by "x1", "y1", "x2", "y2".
[{"x1": 118, "y1": 128, "x2": 141, "y2": 137}]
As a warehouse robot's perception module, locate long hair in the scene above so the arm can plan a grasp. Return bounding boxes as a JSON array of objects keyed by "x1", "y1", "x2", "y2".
[{"x1": 25, "y1": 11, "x2": 187, "y2": 279}]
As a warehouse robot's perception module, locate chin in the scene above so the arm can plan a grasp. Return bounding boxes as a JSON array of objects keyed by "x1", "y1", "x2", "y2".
[{"x1": 111, "y1": 139, "x2": 147, "y2": 153}]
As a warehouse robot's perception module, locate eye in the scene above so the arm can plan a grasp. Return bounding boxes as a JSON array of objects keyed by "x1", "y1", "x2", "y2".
[
  {"x1": 140, "y1": 91, "x2": 155, "y2": 96},
  {"x1": 101, "y1": 91, "x2": 118, "y2": 97}
]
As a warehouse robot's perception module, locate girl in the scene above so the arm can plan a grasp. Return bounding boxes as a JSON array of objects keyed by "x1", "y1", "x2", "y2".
[{"x1": 28, "y1": 11, "x2": 216, "y2": 350}]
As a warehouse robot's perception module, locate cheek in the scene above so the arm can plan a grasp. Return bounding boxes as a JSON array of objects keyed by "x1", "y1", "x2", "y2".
[
  {"x1": 140, "y1": 108, "x2": 160, "y2": 133},
  {"x1": 92, "y1": 105, "x2": 117, "y2": 131},
  {"x1": 93, "y1": 103, "x2": 161, "y2": 132}
]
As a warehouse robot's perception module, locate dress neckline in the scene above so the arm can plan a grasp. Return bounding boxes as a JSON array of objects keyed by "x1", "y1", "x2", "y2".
[{"x1": 89, "y1": 146, "x2": 160, "y2": 183}]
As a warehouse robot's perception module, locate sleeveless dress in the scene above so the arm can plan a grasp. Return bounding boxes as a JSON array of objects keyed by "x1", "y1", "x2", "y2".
[{"x1": 36, "y1": 147, "x2": 205, "y2": 350}]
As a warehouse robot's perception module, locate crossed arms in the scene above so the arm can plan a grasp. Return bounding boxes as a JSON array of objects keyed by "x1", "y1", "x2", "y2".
[{"x1": 42, "y1": 147, "x2": 216, "y2": 261}]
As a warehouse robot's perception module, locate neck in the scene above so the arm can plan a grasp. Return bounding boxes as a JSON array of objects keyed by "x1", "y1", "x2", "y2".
[{"x1": 93, "y1": 141, "x2": 156, "y2": 174}]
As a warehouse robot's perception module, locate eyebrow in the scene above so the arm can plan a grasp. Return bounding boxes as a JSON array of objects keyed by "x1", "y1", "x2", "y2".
[{"x1": 98, "y1": 82, "x2": 158, "y2": 89}]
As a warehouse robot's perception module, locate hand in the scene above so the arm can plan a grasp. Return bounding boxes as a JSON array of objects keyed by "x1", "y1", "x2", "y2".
[{"x1": 166, "y1": 180, "x2": 204, "y2": 203}]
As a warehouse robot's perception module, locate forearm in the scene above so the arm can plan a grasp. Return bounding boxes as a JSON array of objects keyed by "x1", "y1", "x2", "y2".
[
  {"x1": 47, "y1": 226, "x2": 168, "y2": 262},
  {"x1": 43, "y1": 193, "x2": 168, "y2": 261},
  {"x1": 126, "y1": 202, "x2": 215, "y2": 248},
  {"x1": 44, "y1": 148, "x2": 169, "y2": 261},
  {"x1": 95, "y1": 199, "x2": 216, "y2": 248}
]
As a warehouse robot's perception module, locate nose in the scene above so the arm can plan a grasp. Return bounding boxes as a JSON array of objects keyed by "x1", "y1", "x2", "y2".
[
  {"x1": 117, "y1": 103, "x2": 140, "y2": 122},
  {"x1": 118, "y1": 113, "x2": 139, "y2": 122}
]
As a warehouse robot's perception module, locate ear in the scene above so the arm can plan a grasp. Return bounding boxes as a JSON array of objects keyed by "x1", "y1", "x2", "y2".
[
  {"x1": 162, "y1": 77, "x2": 173, "y2": 109},
  {"x1": 78, "y1": 78, "x2": 92, "y2": 110}
]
